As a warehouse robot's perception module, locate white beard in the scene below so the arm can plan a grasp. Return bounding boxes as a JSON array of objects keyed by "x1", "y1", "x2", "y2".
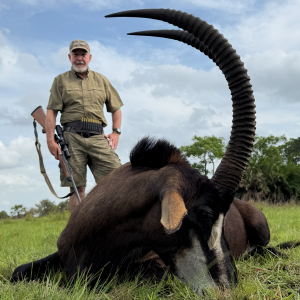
[{"x1": 73, "y1": 64, "x2": 88, "y2": 73}]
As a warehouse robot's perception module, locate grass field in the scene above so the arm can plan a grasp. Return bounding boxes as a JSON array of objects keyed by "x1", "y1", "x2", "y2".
[{"x1": 0, "y1": 202, "x2": 300, "y2": 299}]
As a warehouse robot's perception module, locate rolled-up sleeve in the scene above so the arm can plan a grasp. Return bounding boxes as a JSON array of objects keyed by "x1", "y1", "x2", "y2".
[
  {"x1": 103, "y1": 77, "x2": 123, "y2": 113},
  {"x1": 47, "y1": 77, "x2": 63, "y2": 111}
]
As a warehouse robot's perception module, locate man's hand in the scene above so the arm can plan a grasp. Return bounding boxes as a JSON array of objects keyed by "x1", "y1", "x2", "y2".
[
  {"x1": 46, "y1": 110, "x2": 60, "y2": 159},
  {"x1": 104, "y1": 132, "x2": 120, "y2": 150},
  {"x1": 47, "y1": 141, "x2": 61, "y2": 160}
]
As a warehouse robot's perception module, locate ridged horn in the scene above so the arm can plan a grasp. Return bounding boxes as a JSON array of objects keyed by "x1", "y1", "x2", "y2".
[
  {"x1": 128, "y1": 30, "x2": 218, "y2": 65},
  {"x1": 106, "y1": 9, "x2": 256, "y2": 195}
]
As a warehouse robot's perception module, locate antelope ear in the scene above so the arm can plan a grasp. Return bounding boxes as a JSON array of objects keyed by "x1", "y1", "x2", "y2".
[{"x1": 160, "y1": 191, "x2": 188, "y2": 234}]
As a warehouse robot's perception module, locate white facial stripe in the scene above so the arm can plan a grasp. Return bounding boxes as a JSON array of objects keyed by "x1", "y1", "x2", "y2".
[
  {"x1": 208, "y1": 213, "x2": 224, "y2": 250},
  {"x1": 207, "y1": 213, "x2": 230, "y2": 287},
  {"x1": 174, "y1": 232, "x2": 214, "y2": 295}
]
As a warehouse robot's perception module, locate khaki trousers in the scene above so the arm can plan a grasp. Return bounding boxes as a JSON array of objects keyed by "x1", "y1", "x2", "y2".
[{"x1": 60, "y1": 132, "x2": 121, "y2": 187}]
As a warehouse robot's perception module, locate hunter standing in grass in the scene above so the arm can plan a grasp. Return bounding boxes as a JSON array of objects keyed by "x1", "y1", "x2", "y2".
[{"x1": 45, "y1": 39, "x2": 123, "y2": 213}]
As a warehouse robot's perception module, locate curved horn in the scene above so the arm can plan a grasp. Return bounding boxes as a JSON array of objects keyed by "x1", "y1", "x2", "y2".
[
  {"x1": 128, "y1": 30, "x2": 218, "y2": 65},
  {"x1": 106, "y1": 9, "x2": 256, "y2": 195}
]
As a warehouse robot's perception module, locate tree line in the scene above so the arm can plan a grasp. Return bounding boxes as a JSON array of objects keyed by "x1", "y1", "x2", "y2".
[
  {"x1": 0, "y1": 199, "x2": 69, "y2": 220},
  {"x1": 180, "y1": 135, "x2": 300, "y2": 203}
]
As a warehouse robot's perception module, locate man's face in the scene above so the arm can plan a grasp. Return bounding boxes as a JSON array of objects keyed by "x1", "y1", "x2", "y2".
[{"x1": 68, "y1": 49, "x2": 92, "y2": 73}]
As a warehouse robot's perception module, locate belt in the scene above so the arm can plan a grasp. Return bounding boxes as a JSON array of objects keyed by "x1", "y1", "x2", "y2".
[
  {"x1": 62, "y1": 120, "x2": 103, "y2": 138},
  {"x1": 62, "y1": 126, "x2": 102, "y2": 138}
]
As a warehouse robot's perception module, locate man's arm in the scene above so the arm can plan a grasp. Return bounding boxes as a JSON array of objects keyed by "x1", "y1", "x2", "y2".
[
  {"x1": 104, "y1": 109, "x2": 122, "y2": 150},
  {"x1": 46, "y1": 109, "x2": 61, "y2": 160}
]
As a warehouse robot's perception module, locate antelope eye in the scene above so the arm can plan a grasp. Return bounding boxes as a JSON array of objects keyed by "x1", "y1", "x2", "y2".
[{"x1": 198, "y1": 208, "x2": 214, "y2": 221}]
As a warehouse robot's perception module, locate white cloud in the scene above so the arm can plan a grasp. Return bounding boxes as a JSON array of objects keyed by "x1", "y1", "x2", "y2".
[
  {"x1": 0, "y1": 30, "x2": 56, "y2": 125},
  {"x1": 226, "y1": 0, "x2": 300, "y2": 53},
  {"x1": 0, "y1": 164, "x2": 61, "y2": 210},
  {"x1": 0, "y1": 173, "x2": 38, "y2": 187},
  {"x1": 244, "y1": 50, "x2": 300, "y2": 103},
  {"x1": 0, "y1": 37, "x2": 50, "y2": 89},
  {"x1": 126, "y1": 64, "x2": 228, "y2": 103},
  {"x1": 89, "y1": 41, "x2": 142, "y2": 84},
  {"x1": 0, "y1": 136, "x2": 37, "y2": 170},
  {"x1": 51, "y1": 47, "x2": 69, "y2": 68}
]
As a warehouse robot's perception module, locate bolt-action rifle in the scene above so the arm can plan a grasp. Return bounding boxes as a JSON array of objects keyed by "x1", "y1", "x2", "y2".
[{"x1": 31, "y1": 106, "x2": 81, "y2": 204}]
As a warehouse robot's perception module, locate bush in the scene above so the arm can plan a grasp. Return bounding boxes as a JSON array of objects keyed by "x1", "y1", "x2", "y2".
[
  {"x1": 57, "y1": 199, "x2": 70, "y2": 212},
  {"x1": 0, "y1": 211, "x2": 9, "y2": 219},
  {"x1": 35, "y1": 199, "x2": 57, "y2": 217}
]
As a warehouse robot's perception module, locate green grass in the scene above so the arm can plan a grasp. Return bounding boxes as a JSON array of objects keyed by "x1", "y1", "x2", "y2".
[{"x1": 1, "y1": 203, "x2": 300, "y2": 299}]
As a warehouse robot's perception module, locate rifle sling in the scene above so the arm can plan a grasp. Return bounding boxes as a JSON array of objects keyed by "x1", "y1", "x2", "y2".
[{"x1": 33, "y1": 120, "x2": 74, "y2": 199}]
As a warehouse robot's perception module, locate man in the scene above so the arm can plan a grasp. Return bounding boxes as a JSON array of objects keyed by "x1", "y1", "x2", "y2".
[{"x1": 46, "y1": 39, "x2": 123, "y2": 213}]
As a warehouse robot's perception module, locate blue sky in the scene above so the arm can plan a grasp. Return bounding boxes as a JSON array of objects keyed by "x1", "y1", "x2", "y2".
[{"x1": 1, "y1": 0, "x2": 300, "y2": 213}]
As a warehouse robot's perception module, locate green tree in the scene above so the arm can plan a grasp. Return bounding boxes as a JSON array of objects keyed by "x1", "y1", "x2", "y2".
[
  {"x1": 10, "y1": 205, "x2": 27, "y2": 218},
  {"x1": 0, "y1": 211, "x2": 9, "y2": 219},
  {"x1": 35, "y1": 199, "x2": 57, "y2": 217},
  {"x1": 238, "y1": 135, "x2": 300, "y2": 202},
  {"x1": 180, "y1": 135, "x2": 225, "y2": 176},
  {"x1": 57, "y1": 199, "x2": 70, "y2": 212},
  {"x1": 282, "y1": 137, "x2": 300, "y2": 164},
  {"x1": 26, "y1": 208, "x2": 37, "y2": 217}
]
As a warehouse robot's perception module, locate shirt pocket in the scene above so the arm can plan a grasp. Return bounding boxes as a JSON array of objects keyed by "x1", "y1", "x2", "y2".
[
  {"x1": 87, "y1": 88, "x2": 106, "y2": 106},
  {"x1": 62, "y1": 87, "x2": 83, "y2": 109}
]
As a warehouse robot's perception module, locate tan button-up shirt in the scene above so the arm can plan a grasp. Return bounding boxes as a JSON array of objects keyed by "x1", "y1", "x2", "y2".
[{"x1": 47, "y1": 67, "x2": 123, "y2": 127}]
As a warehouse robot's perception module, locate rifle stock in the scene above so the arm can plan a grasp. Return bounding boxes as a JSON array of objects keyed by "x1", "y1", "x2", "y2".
[
  {"x1": 58, "y1": 154, "x2": 71, "y2": 178},
  {"x1": 31, "y1": 106, "x2": 46, "y2": 133}
]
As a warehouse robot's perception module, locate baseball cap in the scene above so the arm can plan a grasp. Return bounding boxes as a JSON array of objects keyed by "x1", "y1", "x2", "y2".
[{"x1": 69, "y1": 39, "x2": 90, "y2": 53}]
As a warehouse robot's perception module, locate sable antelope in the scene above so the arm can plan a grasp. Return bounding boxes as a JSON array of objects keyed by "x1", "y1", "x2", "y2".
[
  {"x1": 12, "y1": 8, "x2": 262, "y2": 295},
  {"x1": 225, "y1": 198, "x2": 270, "y2": 258}
]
